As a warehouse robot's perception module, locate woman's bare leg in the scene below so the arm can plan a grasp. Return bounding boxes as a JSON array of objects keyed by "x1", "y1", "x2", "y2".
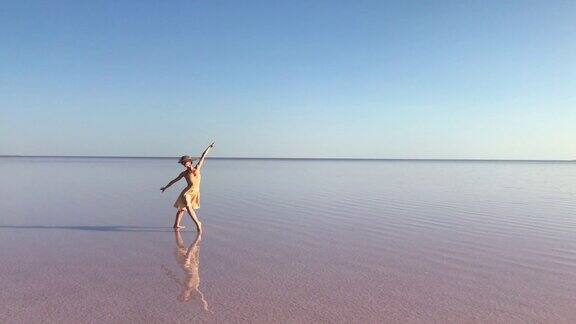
[
  {"x1": 185, "y1": 206, "x2": 203, "y2": 232},
  {"x1": 173, "y1": 209, "x2": 186, "y2": 229}
]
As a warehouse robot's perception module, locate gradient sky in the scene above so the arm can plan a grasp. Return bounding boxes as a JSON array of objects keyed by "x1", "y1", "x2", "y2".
[{"x1": 1, "y1": 1, "x2": 575, "y2": 159}]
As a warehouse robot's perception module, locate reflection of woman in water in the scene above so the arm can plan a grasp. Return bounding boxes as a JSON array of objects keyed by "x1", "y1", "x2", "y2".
[
  {"x1": 161, "y1": 142, "x2": 214, "y2": 231},
  {"x1": 169, "y1": 230, "x2": 209, "y2": 311}
]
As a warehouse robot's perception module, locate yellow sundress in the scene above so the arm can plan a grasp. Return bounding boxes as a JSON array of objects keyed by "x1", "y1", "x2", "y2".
[{"x1": 174, "y1": 170, "x2": 202, "y2": 210}]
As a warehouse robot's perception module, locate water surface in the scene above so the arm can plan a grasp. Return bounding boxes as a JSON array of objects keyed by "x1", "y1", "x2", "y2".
[{"x1": 1, "y1": 158, "x2": 576, "y2": 323}]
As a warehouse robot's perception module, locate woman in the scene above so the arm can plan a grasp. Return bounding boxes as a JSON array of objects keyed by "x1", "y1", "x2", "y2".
[{"x1": 161, "y1": 142, "x2": 214, "y2": 231}]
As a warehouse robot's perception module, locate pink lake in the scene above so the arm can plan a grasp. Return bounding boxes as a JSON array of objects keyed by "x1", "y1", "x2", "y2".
[{"x1": 1, "y1": 157, "x2": 576, "y2": 323}]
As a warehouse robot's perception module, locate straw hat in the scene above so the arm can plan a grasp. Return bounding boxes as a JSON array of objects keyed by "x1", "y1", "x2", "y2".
[{"x1": 178, "y1": 155, "x2": 196, "y2": 164}]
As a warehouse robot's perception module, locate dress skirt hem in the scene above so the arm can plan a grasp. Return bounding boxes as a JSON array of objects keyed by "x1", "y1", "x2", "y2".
[{"x1": 174, "y1": 189, "x2": 201, "y2": 210}]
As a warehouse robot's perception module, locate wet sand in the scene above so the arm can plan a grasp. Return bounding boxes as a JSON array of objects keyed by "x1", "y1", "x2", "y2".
[{"x1": 1, "y1": 157, "x2": 576, "y2": 323}]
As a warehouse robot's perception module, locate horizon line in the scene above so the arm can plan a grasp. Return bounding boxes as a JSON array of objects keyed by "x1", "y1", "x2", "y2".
[{"x1": 1, "y1": 155, "x2": 574, "y2": 163}]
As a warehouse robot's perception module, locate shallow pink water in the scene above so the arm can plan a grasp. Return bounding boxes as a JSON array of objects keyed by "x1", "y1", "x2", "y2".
[{"x1": 1, "y1": 158, "x2": 576, "y2": 323}]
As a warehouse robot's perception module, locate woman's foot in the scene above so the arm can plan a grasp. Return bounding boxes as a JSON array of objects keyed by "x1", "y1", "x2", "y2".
[{"x1": 173, "y1": 225, "x2": 185, "y2": 230}]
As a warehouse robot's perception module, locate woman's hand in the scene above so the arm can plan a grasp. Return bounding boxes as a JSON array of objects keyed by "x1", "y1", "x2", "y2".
[
  {"x1": 160, "y1": 186, "x2": 167, "y2": 193},
  {"x1": 209, "y1": 141, "x2": 215, "y2": 148}
]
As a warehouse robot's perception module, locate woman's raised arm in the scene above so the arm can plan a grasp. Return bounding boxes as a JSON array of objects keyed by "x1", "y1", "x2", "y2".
[{"x1": 195, "y1": 142, "x2": 215, "y2": 171}]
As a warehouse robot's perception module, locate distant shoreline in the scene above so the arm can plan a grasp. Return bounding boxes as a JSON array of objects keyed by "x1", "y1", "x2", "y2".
[{"x1": 1, "y1": 155, "x2": 574, "y2": 163}]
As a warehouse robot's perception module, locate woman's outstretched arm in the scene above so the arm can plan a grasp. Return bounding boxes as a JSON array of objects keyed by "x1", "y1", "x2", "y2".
[
  {"x1": 161, "y1": 172, "x2": 184, "y2": 192},
  {"x1": 195, "y1": 141, "x2": 215, "y2": 171}
]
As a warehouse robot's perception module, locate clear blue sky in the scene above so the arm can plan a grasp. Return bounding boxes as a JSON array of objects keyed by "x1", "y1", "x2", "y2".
[{"x1": 1, "y1": 1, "x2": 575, "y2": 159}]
